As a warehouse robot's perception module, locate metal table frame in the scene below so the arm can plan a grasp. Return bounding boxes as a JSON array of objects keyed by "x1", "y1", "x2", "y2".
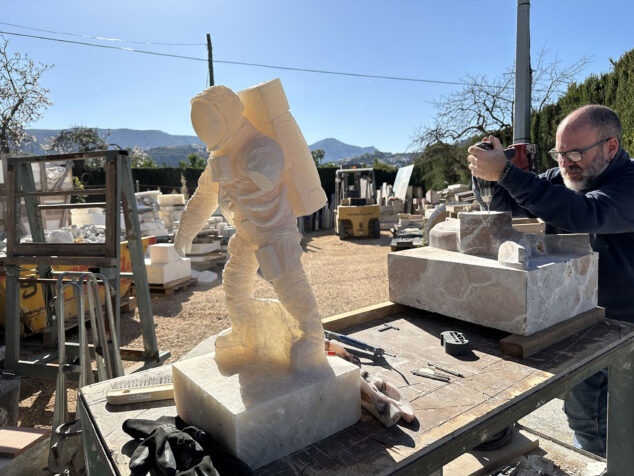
[{"x1": 392, "y1": 327, "x2": 634, "y2": 475}]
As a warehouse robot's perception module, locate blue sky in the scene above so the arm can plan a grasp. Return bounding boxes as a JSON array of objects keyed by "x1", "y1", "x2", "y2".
[{"x1": 2, "y1": 1, "x2": 632, "y2": 153}]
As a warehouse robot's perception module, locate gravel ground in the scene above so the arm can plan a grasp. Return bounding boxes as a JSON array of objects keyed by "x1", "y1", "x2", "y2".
[{"x1": 17, "y1": 230, "x2": 392, "y2": 428}]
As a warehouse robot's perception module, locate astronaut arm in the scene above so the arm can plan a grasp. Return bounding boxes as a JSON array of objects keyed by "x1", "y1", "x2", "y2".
[
  {"x1": 245, "y1": 141, "x2": 284, "y2": 193},
  {"x1": 174, "y1": 160, "x2": 219, "y2": 257}
]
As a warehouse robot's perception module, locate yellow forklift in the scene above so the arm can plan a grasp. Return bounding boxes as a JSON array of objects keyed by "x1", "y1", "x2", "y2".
[{"x1": 334, "y1": 168, "x2": 381, "y2": 239}]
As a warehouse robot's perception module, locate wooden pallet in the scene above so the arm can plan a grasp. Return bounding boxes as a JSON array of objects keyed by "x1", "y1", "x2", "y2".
[{"x1": 148, "y1": 277, "x2": 198, "y2": 296}]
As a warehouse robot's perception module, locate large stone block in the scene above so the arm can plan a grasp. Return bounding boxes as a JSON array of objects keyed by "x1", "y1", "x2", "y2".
[
  {"x1": 172, "y1": 354, "x2": 360, "y2": 469},
  {"x1": 145, "y1": 257, "x2": 191, "y2": 284},
  {"x1": 389, "y1": 211, "x2": 599, "y2": 336},
  {"x1": 157, "y1": 193, "x2": 186, "y2": 206},
  {"x1": 149, "y1": 243, "x2": 180, "y2": 264}
]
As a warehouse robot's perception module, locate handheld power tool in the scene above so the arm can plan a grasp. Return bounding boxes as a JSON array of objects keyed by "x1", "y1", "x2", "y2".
[
  {"x1": 473, "y1": 141, "x2": 539, "y2": 210},
  {"x1": 324, "y1": 330, "x2": 395, "y2": 359}
]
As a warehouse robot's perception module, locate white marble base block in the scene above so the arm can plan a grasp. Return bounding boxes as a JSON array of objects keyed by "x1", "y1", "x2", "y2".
[
  {"x1": 172, "y1": 353, "x2": 361, "y2": 469},
  {"x1": 149, "y1": 243, "x2": 180, "y2": 264},
  {"x1": 144, "y1": 257, "x2": 191, "y2": 284},
  {"x1": 389, "y1": 212, "x2": 599, "y2": 336}
]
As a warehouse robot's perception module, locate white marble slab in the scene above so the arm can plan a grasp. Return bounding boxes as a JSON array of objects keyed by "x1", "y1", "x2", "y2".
[{"x1": 172, "y1": 353, "x2": 360, "y2": 469}]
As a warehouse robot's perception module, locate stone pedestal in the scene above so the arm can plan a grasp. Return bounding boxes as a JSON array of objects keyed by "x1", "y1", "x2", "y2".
[
  {"x1": 172, "y1": 354, "x2": 360, "y2": 469},
  {"x1": 389, "y1": 211, "x2": 599, "y2": 336}
]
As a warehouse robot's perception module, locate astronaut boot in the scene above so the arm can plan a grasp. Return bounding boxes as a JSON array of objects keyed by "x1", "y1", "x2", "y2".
[
  {"x1": 214, "y1": 325, "x2": 256, "y2": 376},
  {"x1": 290, "y1": 320, "x2": 329, "y2": 374}
]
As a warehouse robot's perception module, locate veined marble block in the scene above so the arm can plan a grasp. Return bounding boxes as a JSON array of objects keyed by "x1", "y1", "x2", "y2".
[
  {"x1": 389, "y1": 211, "x2": 598, "y2": 336},
  {"x1": 172, "y1": 354, "x2": 360, "y2": 469}
]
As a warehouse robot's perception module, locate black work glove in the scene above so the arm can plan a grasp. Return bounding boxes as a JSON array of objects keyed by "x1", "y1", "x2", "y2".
[{"x1": 122, "y1": 416, "x2": 250, "y2": 476}]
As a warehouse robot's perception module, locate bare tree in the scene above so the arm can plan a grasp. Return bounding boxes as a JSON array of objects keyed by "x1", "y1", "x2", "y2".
[
  {"x1": 0, "y1": 36, "x2": 53, "y2": 153},
  {"x1": 43, "y1": 125, "x2": 109, "y2": 154},
  {"x1": 413, "y1": 48, "x2": 590, "y2": 151}
]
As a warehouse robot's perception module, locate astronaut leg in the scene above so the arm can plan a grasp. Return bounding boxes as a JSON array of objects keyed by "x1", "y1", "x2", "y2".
[
  {"x1": 256, "y1": 233, "x2": 328, "y2": 372},
  {"x1": 215, "y1": 233, "x2": 260, "y2": 375}
]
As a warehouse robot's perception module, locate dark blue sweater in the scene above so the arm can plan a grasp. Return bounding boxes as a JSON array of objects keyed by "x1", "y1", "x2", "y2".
[{"x1": 488, "y1": 147, "x2": 634, "y2": 322}]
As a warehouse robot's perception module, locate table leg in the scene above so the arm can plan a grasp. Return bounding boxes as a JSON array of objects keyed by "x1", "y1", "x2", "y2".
[{"x1": 607, "y1": 342, "x2": 634, "y2": 475}]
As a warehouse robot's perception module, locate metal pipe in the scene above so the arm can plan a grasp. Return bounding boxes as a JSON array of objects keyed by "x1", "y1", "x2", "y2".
[
  {"x1": 93, "y1": 273, "x2": 124, "y2": 377},
  {"x1": 76, "y1": 273, "x2": 109, "y2": 381},
  {"x1": 513, "y1": 0, "x2": 532, "y2": 144},
  {"x1": 55, "y1": 273, "x2": 92, "y2": 387},
  {"x1": 53, "y1": 271, "x2": 123, "y2": 378}
]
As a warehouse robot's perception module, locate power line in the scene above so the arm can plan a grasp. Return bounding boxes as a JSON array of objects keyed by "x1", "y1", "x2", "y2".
[
  {"x1": 0, "y1": 21, "x2": 204, "y2": 46},
  {"x1": 0, "y1": 29, "x2": 475, "y2": 87},
  {"x1": 0, "y1": 30, "x2": 207, "y2": 61}
]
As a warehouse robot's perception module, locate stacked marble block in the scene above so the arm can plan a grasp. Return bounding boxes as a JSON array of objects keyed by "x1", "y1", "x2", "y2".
[
  {"x1": 191, "y1": 216, "x2": 224, "y2": 255},
  {"x1": 145, "y1": 243, "x2": 191, "y2": 284},
  {"x1": 157, "y1": 193, "x2": 186, "y2": 233},
  {"x1": 135, "y1": 190, "x2": 169, "y2": 237},
  {"x1": 388, "y1": 211, "x2": 598, "y2": 336},
  {"x1": 172, "y1": 356, "x2": 360, "y2": 469}
]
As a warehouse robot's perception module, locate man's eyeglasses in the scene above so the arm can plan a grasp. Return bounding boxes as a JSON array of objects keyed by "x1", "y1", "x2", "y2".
[{"x1": 549, "y1": 138, "x2": 611, "y2": 162}]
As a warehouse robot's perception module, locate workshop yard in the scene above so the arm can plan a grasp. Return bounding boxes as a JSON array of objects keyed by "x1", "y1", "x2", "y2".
[
  {"x1": 18, "y1": 230, "x2": 392, "y2": 428},
  {"x1": 16, "y1": 230, "x2": 603, "y2": 475}
]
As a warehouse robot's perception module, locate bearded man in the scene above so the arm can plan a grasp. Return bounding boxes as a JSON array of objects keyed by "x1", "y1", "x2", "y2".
[{"x1": 467, "y1": 104, "x2": 634, "y2": 457}]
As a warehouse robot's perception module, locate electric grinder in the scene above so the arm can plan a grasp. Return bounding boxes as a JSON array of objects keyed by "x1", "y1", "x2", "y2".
[{"x1": 473, "y1": 141, "x2": 539, "y2": 210}]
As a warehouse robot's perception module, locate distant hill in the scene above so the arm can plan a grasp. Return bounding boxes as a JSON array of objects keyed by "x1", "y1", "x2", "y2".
[
  {"x1": 25, "y1": 128, "x2": 203, "y2": 155},
  {"x1": 146, "y1": 144, "x2": 207, "y2": 167},
  {"x1": 23, "y1": 128, "x2": 414, "y2": 168},
  {"x1": 333, "y1": 150, "x2": 417, "y2": 168},
  {"x1": 308, "y1": 138, "x2": 377, "y2": 163}
]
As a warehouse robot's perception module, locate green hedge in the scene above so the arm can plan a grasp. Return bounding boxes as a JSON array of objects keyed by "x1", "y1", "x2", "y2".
[
  {"x1": 80, "y1": 166, "x2": 397, "y2": 207},
  {"x1": 531, "y1": 49, "x2": 634, "y2": 165}
]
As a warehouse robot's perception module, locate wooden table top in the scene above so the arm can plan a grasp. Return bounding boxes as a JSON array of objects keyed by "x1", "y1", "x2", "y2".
[{"x1": 80, "y1": 306, "x2": 634, "y2": 475}]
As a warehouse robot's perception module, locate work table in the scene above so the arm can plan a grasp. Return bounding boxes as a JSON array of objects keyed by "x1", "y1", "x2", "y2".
[{"x1": 79, "y1": 304, "x2": 634, "y2": 475}]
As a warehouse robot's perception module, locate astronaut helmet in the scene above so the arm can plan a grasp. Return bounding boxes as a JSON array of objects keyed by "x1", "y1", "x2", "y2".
[{"x1": 190, "y1": 85, "x2": 245, "y2": 151}]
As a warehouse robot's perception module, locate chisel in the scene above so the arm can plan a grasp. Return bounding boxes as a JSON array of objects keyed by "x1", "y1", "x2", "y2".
[
  {"x1": 427, "y1": 361, "x2": 465, "y2": 378},
  {"x1": 411, "y1": 368, "x2": 450, "y2": 382}
]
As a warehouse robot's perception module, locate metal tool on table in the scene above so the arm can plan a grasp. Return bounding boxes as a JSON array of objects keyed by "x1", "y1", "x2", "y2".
[
  {"x1": 378, "y1": 323, "x2": 400, "y2": 332},
  {"x1": 411, "y1": 368, "x2": 450, "y2": 383},
  {"x1": 427, "y1": 361, "x2": 465, "y2": 378},
  {"x1": 106, "y1": 373, "x2": 174, "y2": 405},
  {"x1": 324, "y1": 330, "x2": 396, "y2": 358}
]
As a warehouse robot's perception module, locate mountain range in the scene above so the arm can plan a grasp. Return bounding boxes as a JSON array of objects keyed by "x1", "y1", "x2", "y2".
[
  {"x1": 26, "y1": 128, "x2": 205, "y2": 150},
  {"x1": 308, "y1": 138, "x2": 377, "y2": 163},
  {"x1": 24, "y1": 128, "x2": 413, "y2": 167}
]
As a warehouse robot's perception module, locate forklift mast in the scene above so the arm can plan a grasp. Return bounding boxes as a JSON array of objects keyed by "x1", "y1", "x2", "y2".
[{"x1": 335, "y1": 168, "x2": 377, "y2": 206}]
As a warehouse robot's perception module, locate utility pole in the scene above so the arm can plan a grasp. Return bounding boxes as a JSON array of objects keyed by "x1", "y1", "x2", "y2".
[
  {"x1": 206, "y1": 33, "x2": 214, "y2": 86},
  {"x1": 513, "y1": 0, "x2": 531, "y2": 144}
]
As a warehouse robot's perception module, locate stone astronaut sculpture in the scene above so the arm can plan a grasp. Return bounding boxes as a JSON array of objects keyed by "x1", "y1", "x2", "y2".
[{"x1": 174, "y1": 83, "x2": 328, "y2": 376}]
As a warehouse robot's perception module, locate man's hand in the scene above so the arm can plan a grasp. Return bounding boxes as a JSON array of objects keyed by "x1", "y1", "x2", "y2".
[{"x1": 467, "y1": 136, "x2": 508, "y2": 181}]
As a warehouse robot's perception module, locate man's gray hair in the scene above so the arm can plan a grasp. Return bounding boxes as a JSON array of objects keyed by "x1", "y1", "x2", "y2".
[{"x1": 569, "y1": 104, "x2": 622, "y2": 143}]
